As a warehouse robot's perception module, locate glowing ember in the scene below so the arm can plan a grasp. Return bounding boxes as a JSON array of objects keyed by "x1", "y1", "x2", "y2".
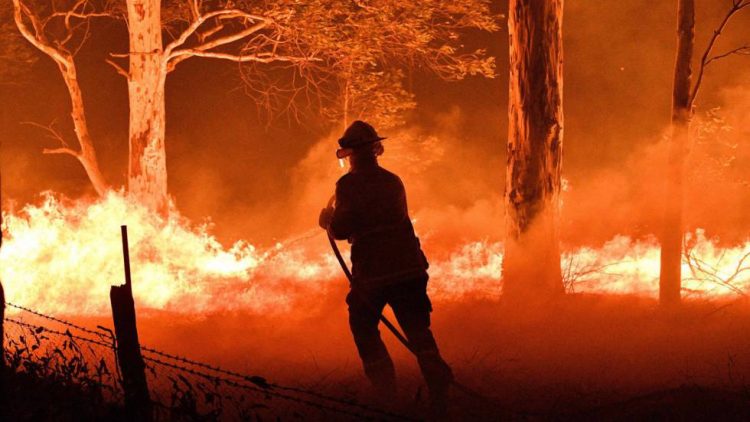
[{"x1": 1, "y1": 193, "x2": 749, "y2": 315}]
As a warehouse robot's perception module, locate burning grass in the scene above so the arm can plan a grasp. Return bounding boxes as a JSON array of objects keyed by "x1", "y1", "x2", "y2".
[{"x1": 2, "y1": 192, "x2": 750, "y2": 317}]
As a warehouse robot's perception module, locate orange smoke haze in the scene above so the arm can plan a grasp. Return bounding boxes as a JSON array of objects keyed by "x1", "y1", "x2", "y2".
[{"x1": 4, "y1": 2, "x2": 750, "y2": 416}]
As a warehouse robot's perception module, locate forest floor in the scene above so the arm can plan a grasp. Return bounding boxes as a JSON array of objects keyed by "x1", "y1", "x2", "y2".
[{"x1": 69, "y1": 291, "x2": 750, "y2": 420}]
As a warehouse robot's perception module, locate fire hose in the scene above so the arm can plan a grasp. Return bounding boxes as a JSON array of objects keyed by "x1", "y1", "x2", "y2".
[{"x1": 324, "y1": 196, "x2": 497, "y2": 408}]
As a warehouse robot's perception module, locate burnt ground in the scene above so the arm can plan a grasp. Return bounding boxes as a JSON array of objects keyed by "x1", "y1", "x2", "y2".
[{"x1": 65, "y1": 292, "x2": 750, "y2": 420}]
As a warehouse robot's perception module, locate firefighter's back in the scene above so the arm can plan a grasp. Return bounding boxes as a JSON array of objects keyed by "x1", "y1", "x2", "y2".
[{"x1": 339, "y1": 165, "x2": 428, "y2": 285}]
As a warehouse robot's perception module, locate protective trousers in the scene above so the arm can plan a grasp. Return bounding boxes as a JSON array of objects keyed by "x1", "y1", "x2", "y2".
[{"x1": 346, "y1": 276, "x2": 453, "y2": 402}]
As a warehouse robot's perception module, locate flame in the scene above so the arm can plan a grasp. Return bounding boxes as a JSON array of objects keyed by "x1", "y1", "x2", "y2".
[
  {"x1": 0, "y1": 192, "x2": 338, "y2": 315},
  {"x1": 1, "y1": 192, "x2": 749, "y2": 316}
]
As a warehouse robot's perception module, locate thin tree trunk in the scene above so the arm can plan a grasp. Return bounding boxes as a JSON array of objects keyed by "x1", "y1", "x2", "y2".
[
  {"x1": 11, "y1": 0, "x2": 109, "y2": 196},
  {"x1": 503, "y1": 0, "x2": 565, "y2": 299},
  {"x1": 127, "y1": 0, "x2": 168, "y2": 213},
  {"x1": 343, "y1": 80, "x2": 349, "y2": 132},
  {"x1": 342, "y1": 59, "x2": 353, "y2": 132},
  {"x1": 660, "y1": 0, "x2": 695, "y2": 305},
  {"x1": 60, "y1": 64, "x2": 109, "y2": 196}
]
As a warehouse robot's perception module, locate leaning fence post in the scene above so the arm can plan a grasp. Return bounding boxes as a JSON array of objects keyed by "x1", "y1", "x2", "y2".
[{"x1": 111, "y1": 225, "x2": 152, "y2": 421}]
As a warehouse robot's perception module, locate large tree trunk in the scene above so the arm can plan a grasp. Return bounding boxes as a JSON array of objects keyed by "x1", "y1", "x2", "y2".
[
  {"x1": 127, "y1": 0, "x2": 168, "y2": 213},
  {"x1": 660, "y1": 0, "x2": 695, "y2": 305},
  {"x1": 503, "y1": 0, "x2": 565, "y2": 299}
]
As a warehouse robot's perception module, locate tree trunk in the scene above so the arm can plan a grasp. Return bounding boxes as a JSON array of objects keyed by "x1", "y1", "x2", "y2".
[
  {"x1": 343, "y1": 79, "x2": 350, "y2": 132},
  {"x1": 61, "y1": 64, "x2": 109, "y2": 196},
  {"x1": 660, "y1": 0, "x2": 695, "y2": 305},
  {"x1": 127, "y1": 0, "x2": 168, "y2": 213},
  {"x1": 11, "y1": 0, "x2": 109, "y2": 197},
  {"x1": 503, "y1": 0, "x2": 565, "y2": 299}
]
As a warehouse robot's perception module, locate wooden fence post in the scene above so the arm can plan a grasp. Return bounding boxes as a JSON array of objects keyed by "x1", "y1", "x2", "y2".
[{"x1": 111, "y1": 225, "x2": 152, "y2": 421}]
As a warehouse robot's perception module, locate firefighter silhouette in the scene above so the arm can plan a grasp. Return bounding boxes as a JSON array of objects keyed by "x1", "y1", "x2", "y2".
[{"x1": 319, "y1": 121, "x2": 453, "y2": 413}]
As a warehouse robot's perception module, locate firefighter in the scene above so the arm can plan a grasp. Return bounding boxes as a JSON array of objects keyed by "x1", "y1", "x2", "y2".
[{"x1": 319, "y1": 120, "x2": 453, "y2": 412}]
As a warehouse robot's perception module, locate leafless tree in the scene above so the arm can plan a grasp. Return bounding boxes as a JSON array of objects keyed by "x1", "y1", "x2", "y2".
[
  {"x1": 11, "y1": 0, "x2": 112, "y2": 196},
  {"x1": 660, "y1": 0, "x2": 750, "y2": 305}
]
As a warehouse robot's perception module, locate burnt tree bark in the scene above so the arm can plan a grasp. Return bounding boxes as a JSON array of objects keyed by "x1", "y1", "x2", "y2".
[
  {"x1": 503, "y1": 0, "x2": 564, "y2": 298},
  {"x1": 127, "y1": 0, "x2": 168, "y2": 213},
  {"x1": 660, "y1": 0, "x2": 695, "y2": 305}
]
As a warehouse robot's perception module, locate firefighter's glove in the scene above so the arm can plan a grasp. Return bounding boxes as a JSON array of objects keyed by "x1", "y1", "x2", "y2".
[{"x1": 318, "y1": 206, "x2": 334, "y2": 230}]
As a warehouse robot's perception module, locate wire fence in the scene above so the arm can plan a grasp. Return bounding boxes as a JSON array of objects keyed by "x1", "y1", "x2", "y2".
[{"x1": 2, "y1": 302, "x2": 414, "y2": 421}]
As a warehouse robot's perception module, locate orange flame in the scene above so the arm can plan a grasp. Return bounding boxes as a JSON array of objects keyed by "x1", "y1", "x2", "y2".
[{"x1": 1, "y1": 193, "x2": 748, "y2": 316}]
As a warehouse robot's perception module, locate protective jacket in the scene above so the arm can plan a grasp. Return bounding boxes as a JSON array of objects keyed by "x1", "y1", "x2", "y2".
[{"x1": 329, "y1": 163, "x2": 428, "y2": 286}]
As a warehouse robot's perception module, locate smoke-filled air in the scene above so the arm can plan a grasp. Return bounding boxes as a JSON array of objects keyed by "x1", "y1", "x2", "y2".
[{"x1": 2, "y1": 0, "x2": 750, "y2": 420}]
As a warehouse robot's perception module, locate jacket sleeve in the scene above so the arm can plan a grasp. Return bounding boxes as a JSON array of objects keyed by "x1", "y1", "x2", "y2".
[{"x1": 330, "y1": 180, "x2": 356, "y2": 240}]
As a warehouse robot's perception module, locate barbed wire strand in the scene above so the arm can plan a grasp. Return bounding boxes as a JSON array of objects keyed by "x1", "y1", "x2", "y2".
[
  {"x1": 5, "y1": 317, "x2": 114, "y2": 349},
  {"x1": 139, "y1": 344, "x2": 411, "y2": 420},
  {"x1": 5, "y1": 317, "x2": 384, "y2": 420},
  {"x1": 142, "y1": 355, "x2": 411, "y2": 421},
  {"x1": 5, "y1": 302, "x2": 109, "y2": 339},
  {"x1": 3, "y1": 307, "x2": 415, "y2": 421},
  {"x1": 3, "y1": 317, "x2": 124, "y2": 400}
]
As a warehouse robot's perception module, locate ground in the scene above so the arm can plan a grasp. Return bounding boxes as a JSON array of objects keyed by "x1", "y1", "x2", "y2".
[{"x1": 50, "y1": 292, "x2": 750, "y2": 420}]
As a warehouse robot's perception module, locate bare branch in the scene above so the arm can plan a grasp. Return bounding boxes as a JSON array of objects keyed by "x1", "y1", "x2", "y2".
[
  {"x1": 105, "y1": 57, "x2": 129, "y2": 79},
  {"x1": 21, "y1": 120, "x2": 68, "y2": 146},
  {"x1": 690, "y1": 0, "x2": 750, "y2": 104},
  {"x1": 163, "y1": 9, "x2": 268, "y2": 57},
  {"x1": 188, "y1": 0, "x2": 201, "y2": 22},
  {"x1": 12, "y1": 0, "x2": 73, "y2": 70},
  {"x1": 198, "y1": 23, "x2": 225, "y2": 43},
  {"x1": 42, "y1": 147, "x2": 81, "y2": 158},
  {"x1": 683, "y1": 237, "x2": 750, "y2": 296},
  {"x1": 168, "y1": 50, "x2": 315, "y2": 65},
  {"x1": 21, "y1": 121, "x2": 81, "y2": 159},
  {"x1": 705, "y1": 45, "x2": 750, "y2": 65},
  {"x1": 183, "y1": 21, "x2": 269, "y2": 55},
  {"x1": 163, "y1": 8, "x2": 278, "y2": 73},
  {"x1": 50, "y1": 11, "x2": 112, "y2": 21}
]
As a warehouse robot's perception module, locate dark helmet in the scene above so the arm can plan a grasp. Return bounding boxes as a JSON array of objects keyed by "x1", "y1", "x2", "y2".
[{"x1": 336, "y1": 120, "x2": 387, "y2": 159}]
